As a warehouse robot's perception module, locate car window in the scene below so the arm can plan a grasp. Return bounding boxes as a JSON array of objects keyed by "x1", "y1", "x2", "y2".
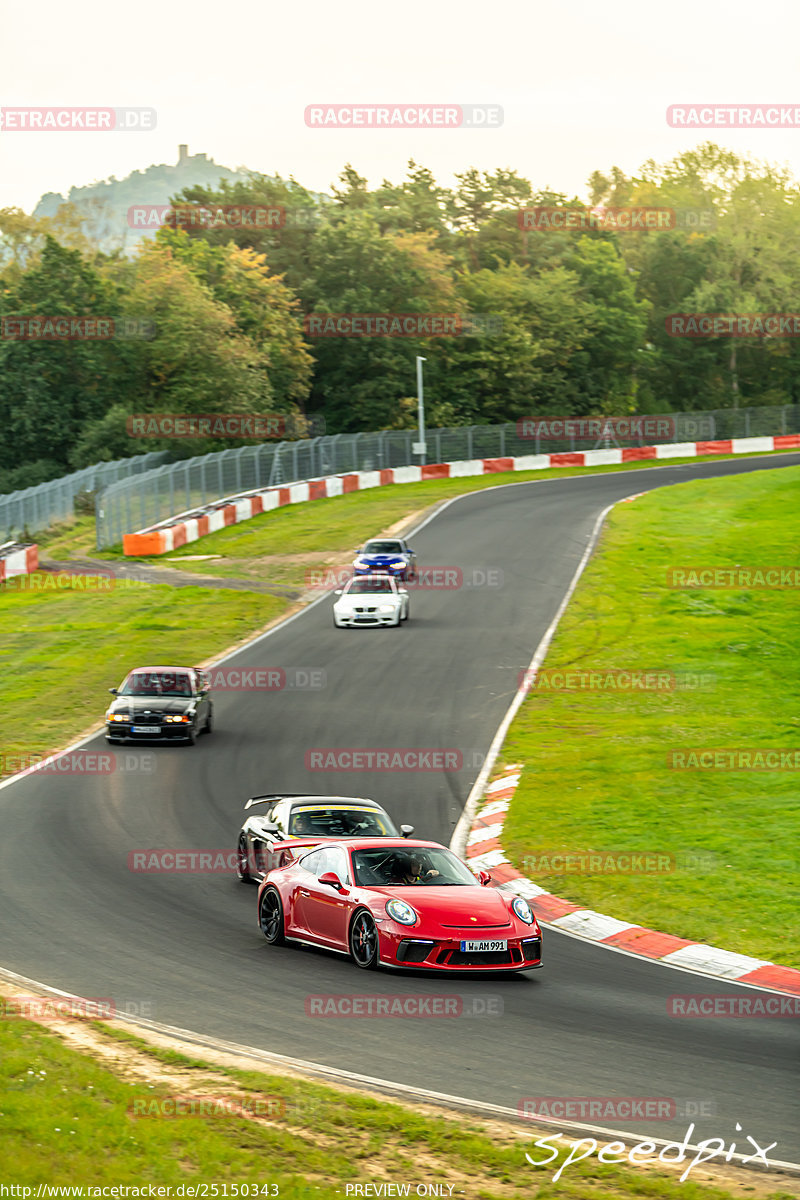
[
  {"x1": 298, "y1": 849, "x2": 324, "y2": 875},
  {"x1": 320, "y1": 845, "x2": 350, "y2": 884},
  {"x1": 288, "y1": 806, "x2": 397, "y2": 837},
  {"x1": 351, "y1": 847, "x2": 477, "y2": 887},
  {"x1": 119, "y1": 671, "x2": 192, "y2": 697},
  {"x1": 347, "y1": 578, "x2": 395, "y2": 594},
  {"x1": 364, "y1": 541, "x2": 403, "y2": 553},
  {"x1": 271, "y1": 800, "x2": 290, "y2": 834}
]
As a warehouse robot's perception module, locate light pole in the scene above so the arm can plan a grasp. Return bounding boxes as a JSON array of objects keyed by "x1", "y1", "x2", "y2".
[{"x1": 414, "y1": 356, "x2": 427, "y2": 466}]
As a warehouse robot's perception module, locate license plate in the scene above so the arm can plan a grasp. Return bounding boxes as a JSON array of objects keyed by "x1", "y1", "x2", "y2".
[
  {"x1": 132, "y1": 725, "x2": 161, "y2": 733},
  {"x1": 460, "y1": 939, "x2": 507, "y2": 952}
]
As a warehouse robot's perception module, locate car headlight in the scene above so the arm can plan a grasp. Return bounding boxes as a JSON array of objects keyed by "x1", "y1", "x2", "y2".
[
  {"x1": 390, "y1": 560, "x2": 406, "y2": 569},
  {"x1": 512, "y1": 897, "x2": 535, "y2": 924},
  {"x1": 107, "y1": 713, "x2": 131, "y2": 722},
  {"x1": 354, "y1": 558, "x2": 370, "y2": 568},
  {"x1": 165, "y1": 714, "x2": 190, "y2": 723},
  {"x1": 386, "y1": 898, "x2": 418, "y2": 926},
  {"x1": 378, "y1": 604, "x2": 396, "y2": 613}
]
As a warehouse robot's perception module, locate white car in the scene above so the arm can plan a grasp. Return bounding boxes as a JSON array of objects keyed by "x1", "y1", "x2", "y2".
[{"x1": 333, "y1": 574, "x2": 410, "y2": 628}]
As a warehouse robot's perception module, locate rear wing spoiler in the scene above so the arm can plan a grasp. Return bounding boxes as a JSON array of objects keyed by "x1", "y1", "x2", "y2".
[{"x1": 244, "y1": 793, "x2": 334, "y2": 811}]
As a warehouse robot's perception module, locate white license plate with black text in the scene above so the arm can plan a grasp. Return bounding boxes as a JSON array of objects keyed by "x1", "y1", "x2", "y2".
[
  {"x1": 460, "y1": 939, "x2": 507, "y2": 952},
  {"x1": 132, "y1": 725, "x2": 161, "y2": 733}
]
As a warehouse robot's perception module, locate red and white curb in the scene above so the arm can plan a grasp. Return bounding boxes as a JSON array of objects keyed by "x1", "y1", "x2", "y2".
[
  {"x1": 122, "y1": 433, "x2": 800, "y2": 556},
  {"x1": 469, "y1": 766, "x2": 800, "y2": 996},
  {"x1": 0, "y1": 541, "x2": 38, "y2": 583}
]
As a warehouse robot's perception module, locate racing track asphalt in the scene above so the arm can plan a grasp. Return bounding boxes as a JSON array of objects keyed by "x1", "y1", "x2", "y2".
[{"x1": 1, "y1": 454, "x2": 799, "y2": 1161}]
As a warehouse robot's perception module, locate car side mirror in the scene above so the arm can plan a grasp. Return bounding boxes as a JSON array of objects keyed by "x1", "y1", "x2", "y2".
[
  {"x1": 108, "y1": 688, "x2": 118, "y2": 695},
  {"x1": 400, "y1": 824, "x2": 415, "y2": 837},
  {"x1": 319, "y1": 871, "x2": 345, "y2": 891},
  {"x1": 334, "y1": 589, "x2": 342, "y2": 595},
  {"x1": 479, "y1": 870, "x2": 492, "y2": 887},
  {"x1": 262, "y1": 821, "x2": 280, "y2": 834}
]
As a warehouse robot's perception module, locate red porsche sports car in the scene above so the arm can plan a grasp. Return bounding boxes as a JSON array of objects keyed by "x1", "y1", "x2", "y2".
[{"x1": 256, "y1": 838, "x2": 543, "y2": 973}]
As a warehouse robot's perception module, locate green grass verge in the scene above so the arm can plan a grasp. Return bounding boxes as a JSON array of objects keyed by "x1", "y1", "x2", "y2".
[
  {"x1": 0, "y1": 1007, "x2": 791, "y2": 1198},
  {"x1": 500, "y1": 466, "x2": 800, "y2": 966},
  {"x1": 0, "y1": 581, "x2": 286, "y2": 766}
]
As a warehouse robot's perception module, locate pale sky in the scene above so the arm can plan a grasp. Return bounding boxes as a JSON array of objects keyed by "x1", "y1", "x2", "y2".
[{"x1": 2, "y1": 0, "x2": 800, "y2": 212}]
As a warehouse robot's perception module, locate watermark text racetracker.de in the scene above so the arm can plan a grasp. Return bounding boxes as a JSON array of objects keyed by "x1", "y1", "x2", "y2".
[
  {"x1": 0, "y1": 996, "x2": 155, "y2": 1019},
  {"x1": 667, "y1": 103, "x2": 800, "y2": 127},
  {"x1": 305, "y1": 994, "x2": 503, "y2": 1018},
  {"x1": 667, "y1": 748, "x2": 800, "y2": 770},
  {"x1": 668, "y1": 994, "x2": 800, "y2": 1018},
  {"x1": 666, "y1": 566, "x2": 800, "y2": 589},
  {"x1": 1, "y1": 106, "x2": 156, "y2": 130},
  {"x1": 205, "y1": 667, "x2": 326, "y2": 691},
  {"x1": 303, "y1": 313, "x2": 502, "y2": 337},
  {"x1": 304, "y1": 103, "x2": 502, "y2": 128},
  {"x1": 0, "y1": 751, "x2": 156, "y2": 778},
  {"x1": 303, "y1": 748, "x2": 481, "y2": 771},
  {"x1": 666, "y1": 313, "x2": 800, "y2": 337},
  {"x1": 518, "y1": 1096, "x2": 717, "y2": 1121},
  {"x1": 307, "y1": 567, "x2": 504, "y2": 591},
  {"x1": 1, "y1": 316, "x2": 154, "y2": 341},
  {"x1": 1, "y1": 569, "x2": 145, "y2": 593}
]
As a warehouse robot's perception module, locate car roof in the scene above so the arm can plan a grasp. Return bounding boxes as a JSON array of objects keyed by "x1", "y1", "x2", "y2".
[
  {"x1": 126, "y1": 665, "x2": 195, "y2": 673},
  {"x1": 338, "y1": 838, "x2": 445, "y2": 851},
  {"x1": 286, "y1": 796, "x2": 388, "y2": 811}
]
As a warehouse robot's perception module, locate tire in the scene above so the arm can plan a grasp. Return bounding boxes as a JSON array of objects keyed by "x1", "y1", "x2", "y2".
[
  {"x1": 349, "y1": 910, "x2": 379, "y2": 969},
  {"x1": 204, "y1": 706, "x2": 213, "y2": 734},
  {"x1": 259, "y1": 887, "x2": 285, "y2": 945},
  {"x1": 236, "y1": 835, "x2": 252, "y2": 883},
  {"x1": 185, "y1": 723, "x2": 196, "y2": 746}
]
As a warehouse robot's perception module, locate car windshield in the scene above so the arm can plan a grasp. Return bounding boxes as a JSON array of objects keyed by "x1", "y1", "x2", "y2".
[
  {"x1": 351, "y1": 846, "x2": 478, "y2": 887},
  {"x1": 347, "y1": 578, "x2": 395, "y2": 594},
  {"x1": 362, "y1": 542, "x2": 403, "y2": 554},
  {"x1": 119, "y1": 671, "x2": 193, "y2": 697},
  {"x1": 288, "y1": 807, "x2": 398, "y2": 838}
]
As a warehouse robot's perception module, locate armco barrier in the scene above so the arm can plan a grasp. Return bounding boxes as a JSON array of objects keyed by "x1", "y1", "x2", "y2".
[
  {"x1": 122, "y1": 434, "x2": 800, "y2": 557},
  {"x1": 0, "y1": 541, "x2": 39, "y2": 581}
]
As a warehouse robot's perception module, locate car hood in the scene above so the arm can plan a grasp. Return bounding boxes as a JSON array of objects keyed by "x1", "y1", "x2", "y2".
[
  {"x1": 109, "y1": 697, "x2": 194, "y2": 715},
  {"x1": 336, "y1": 594, "x2": 400, "y2": 605},
  {"x1": 357, "y1": 554, "x2": 407, "y2": 563},
  {"x1": 373, "y1": 885, "x2": 515, "y2": 930}
]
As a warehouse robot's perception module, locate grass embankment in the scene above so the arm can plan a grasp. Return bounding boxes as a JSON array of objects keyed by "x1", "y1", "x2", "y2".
[
  {"x1": 1, "y1": 1007, "x2": 794, "y2": 1199},
  {"x1": 498, "y1": 467, "x2": 800, "y2": 965},
  {"x1": 0, "y1": 582, "x2": 285, "y2": 767}
]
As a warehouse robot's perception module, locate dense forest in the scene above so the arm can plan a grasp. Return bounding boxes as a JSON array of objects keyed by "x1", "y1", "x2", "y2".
[{"x1": 1, "y1": 142, "x2": 799, "y2": 493}]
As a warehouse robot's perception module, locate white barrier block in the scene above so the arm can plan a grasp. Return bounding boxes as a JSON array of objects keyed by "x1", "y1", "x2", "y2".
[
  {"x1": 655, "y1": 442, "x2": 697, "y2": 458},
  {"x1": 326, "y1": 477, "x2": 344, "y2": 497},
  {"x1": 513, "y1": 455, "x2": 550, "y2": 471},
  {"x1": 357, "y1": 471, "x2": 382, "y2": 489},
  {"x1": 235, "y1": 499, "x2": 252, "y2": 522},
  {"x1": 732, "y1": 437, "x2": 773, "y2": 454},
  {"x1": 448, "y1": 460, "x2": 484, "y2": 477},
  {"x1": 257, "y1": 491, "x2": 280, "y2": 512},
  {"x1": 392, "y1": 466, "x2": 422, "y2": 484},
  {"x1": 583, "y1": 448, "x2": 623, "y2": 466},
  {"x1": 288, "y1": 482, "x2": 310, "y2": 503},
  {"x1": 208, "y1": 510, "x2": 227, "y2": 533},
  {"x1": 183, "y1": 519, "x2": 199, "y2": 544}
]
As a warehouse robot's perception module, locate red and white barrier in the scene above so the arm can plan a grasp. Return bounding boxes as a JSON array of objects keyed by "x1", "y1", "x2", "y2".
[
  {"x1": 122, "y1": 434, "x2": 800, "y2": 556},
  {"x1": 0, "y1": 542, "x2": 38, "y2": 583}
]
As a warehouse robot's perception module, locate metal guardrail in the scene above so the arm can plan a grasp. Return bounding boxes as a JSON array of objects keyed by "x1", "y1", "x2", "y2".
[
  {"x1": 0, "y1": 453, "x2": 169, "y2": 542},
  {"x1": 94, "y1": 404, "x2": 800, "y2": 549}
]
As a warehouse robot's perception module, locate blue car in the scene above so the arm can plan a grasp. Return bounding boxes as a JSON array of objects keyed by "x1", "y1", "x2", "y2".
[{"x1": 353, "y1": 538, "x2": 417, "y2": 581}]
